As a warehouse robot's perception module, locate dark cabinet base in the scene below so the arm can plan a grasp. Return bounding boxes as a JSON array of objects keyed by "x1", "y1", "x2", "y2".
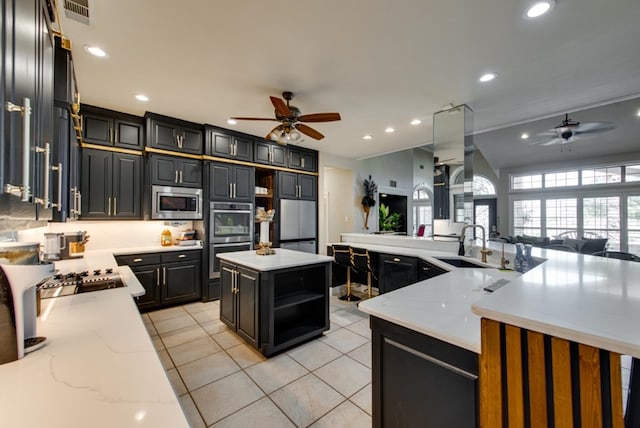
[{"x1": 371, "y1": 316, "x2": 479, "y2": 428}]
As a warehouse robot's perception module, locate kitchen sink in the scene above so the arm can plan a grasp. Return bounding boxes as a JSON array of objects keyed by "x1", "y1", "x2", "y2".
[{"x1": 434, "y1": 258, "x2": 488, "y2": 268}]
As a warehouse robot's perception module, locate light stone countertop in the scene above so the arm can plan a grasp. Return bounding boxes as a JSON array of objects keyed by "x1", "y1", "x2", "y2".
[
  {"x1": 346, "y1": 233, "x2": 640, "y2": 358},
  {"x1": 217, "y1": 248, "x2": 333, "y2": 271},
  {"x1": 0, "y1": 250, "x2": 189, "y2": 428}
]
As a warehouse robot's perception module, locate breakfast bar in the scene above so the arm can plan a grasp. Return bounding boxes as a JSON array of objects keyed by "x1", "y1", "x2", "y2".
[{"x1": 347, "y1": 233, "x2": 639, "y2": 427}]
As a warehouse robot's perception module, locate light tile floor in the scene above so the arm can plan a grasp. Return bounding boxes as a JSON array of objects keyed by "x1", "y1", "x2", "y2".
[{"x1": 143, "y1": 292, "x2": 372, "y2": 428}]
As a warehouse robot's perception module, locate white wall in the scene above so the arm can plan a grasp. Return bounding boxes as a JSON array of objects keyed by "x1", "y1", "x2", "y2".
[{"x1": 323, "y1": 167, "x2": 355, "y2": 245}]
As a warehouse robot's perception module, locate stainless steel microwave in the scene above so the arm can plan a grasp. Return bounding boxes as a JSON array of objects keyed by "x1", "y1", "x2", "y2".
[{"x1": 151, "y1": 185, "x2": 203, "y2": 220}]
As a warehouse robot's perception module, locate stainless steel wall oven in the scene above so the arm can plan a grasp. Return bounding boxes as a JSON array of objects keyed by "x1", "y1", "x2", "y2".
[{"x1": 209, "y1": 202, "x2": 253, "y2": 278}]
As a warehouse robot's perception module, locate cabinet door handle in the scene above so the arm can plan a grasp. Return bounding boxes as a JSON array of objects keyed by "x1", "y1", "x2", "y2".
[
  {"x1": 301, "y1": 158, "x2": 305, "y2": 169},
  {"x1": 175, "y1": 170, "x2": 179, "y2": 183},
  {"x1": 178, "y1": 254, "x2": 186, "y2": 258},
  {"x1": 133, "y1": 258, "x2": 143, "y2": 263},
  {"x1": 156, "y1": 268, "x2": 160, "y2": 287},
  {"x1": 393, "y1": 257, "x2": 401, "y2": 262},
  {"x1": 107, "y1": 197, "x2": 112, "y2": 216},
  {"x1": 233, "y1": 183, "x2": 236, "y2": 198},
  {"x1": 113, "y1": 197, "x2": 117, "y2": 216},
  {"x1": 76, "y1": 190, "x2": 82, "y2": 216},
  {"x1": 109, "y1": 127, "x2": 113, "y2": 143},
  {"x1": 51, "y1": 162, "x2": 62, "y2": 211},
  {"x1": 229, "y1": 183, "x2": 233, "y2": 198},
  {"x1": 34, "y1": 142, "x2": 51, "y2": 207},
  {"x1": 422, "y1": 266, "x2": 429, "y2": 271},
  {"x1": 6, "y1": 98, "x2": 31, "y2": 201},
  {"x1": 70, "y1": 186, "x2": 77, "y2": 215},
  {"x1": 231, "y1": 142, "x2": 236, "y2": 156},
  {"x1": 163, "y1": 267, "x2": 167, "y2": 286},
  {"x1": 179, "y1": 170, "x2": 183, "y2": 183}
]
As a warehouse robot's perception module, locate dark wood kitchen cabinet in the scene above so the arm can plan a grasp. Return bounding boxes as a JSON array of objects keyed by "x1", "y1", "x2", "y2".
[
  {"x1": 209, "y1": 161, "x2": 254, "y2": 202},
  {"x1": 81, "y1": 148, "x2": 142, "y2": 219},
  {"x1": 116, "y1": 250, "x2": 202, "y2": 311},
  {"x1": 205, "y1": 126, "x2": 253, "y2": 162},
  {"x1": 277, "y1": 171, "x2": 316, "y2": 200},
  {"x1": 1, "y1": 0, "x2": 54, "y2": 220},
  {"x1": 220, "y1": 262, "x2": 259, "y2": 348},
  {"x1": 219, "y1": 259, "x2": 330, "y2": 356},
  {"x1": 149, "y1": 153, "x2": 202, "y2": 188},
  {"x1": 287, "y1": 146, "x2": 317, "y2": 172},
  {"x1": 378, "y1": 253, "x2": 417, "y2": 294},
  {"x1": 417, "y1": 259, "x2": 448, "y2": 281},
  {"x1": 146, "y1": 113, "x2": 203, "y2": 155},
  {"x1": 81, "y1": 105, "x2": 144, "y2": 150},
  {"x1": 254, "y1": 140, "x2": 287, "y2": 167},
  {"x1": 371, "y1": 316, "x2": 478, "y2": 428}
]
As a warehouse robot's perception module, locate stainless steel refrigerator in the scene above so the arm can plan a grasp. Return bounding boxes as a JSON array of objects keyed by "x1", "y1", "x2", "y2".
[{"x1": 279, "y1": 199, "x2": 317, "y2": 253}]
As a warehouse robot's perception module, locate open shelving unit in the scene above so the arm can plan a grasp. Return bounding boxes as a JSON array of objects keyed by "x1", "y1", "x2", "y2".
[
  {"x1": 264, "y1": 264, "x2": 329, "y2": 355},
  {"x1": 255, "y1": 168, "x2": 275, "y2": 245}
]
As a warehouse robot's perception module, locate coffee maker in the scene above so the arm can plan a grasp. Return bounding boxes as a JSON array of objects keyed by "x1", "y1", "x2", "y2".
[{"x1": 0, "y1": 243, "x2": 54, "y2": 365}]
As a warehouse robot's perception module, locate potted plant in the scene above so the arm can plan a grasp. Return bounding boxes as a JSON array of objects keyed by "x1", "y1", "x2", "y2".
[
  {"x1": 379, "y1": 203, "x2": 400, "y2": 232},
  {"x1": 361, "y1": 175, "x2": 377, "y2": 229}
]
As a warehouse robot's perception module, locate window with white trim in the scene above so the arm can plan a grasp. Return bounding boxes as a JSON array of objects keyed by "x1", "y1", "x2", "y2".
[
  {"x1": 413, "y1": 188, "x2": 432, "y2": 237},
  {"x1": 628, "y1": 196, "x2": 640, "y2": 254},
  {"x1": 583, "y1": 197, "x2": 621, "y2": 250},
  {"x1": 512, "y1": 174, "x2": 542, "y2": 190},
  {"x1": 545, "y1": 198, "x2": 577, "y2": 239},
  {"x1": 545, "y1": 171, "x2": 579, "y2": 188},
  {"x1": 513, "y1": 200, "x2": 541, "y2": 236},
  {"x1": 626, "y1": 165, "x2": 640, "y2": 182},
  {"x1": 582, "y1": 167, "x2": 622, "y2": 185}
]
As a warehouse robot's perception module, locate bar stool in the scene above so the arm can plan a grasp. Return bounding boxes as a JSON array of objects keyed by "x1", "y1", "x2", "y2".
[
  {"x1": 350, "y1": 247, "x2": 376, "y2": 299},
  {"x1": 332, "y1": 244, "x2": 360, "y2": 302}
]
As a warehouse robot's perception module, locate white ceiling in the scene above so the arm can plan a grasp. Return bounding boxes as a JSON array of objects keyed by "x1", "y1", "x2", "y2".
[{"x1": 57, "y1": 0, "x2": 640, "y2": 166}]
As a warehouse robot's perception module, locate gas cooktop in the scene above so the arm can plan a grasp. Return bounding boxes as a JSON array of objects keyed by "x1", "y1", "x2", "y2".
[{"x1": 38, "y1": 268, "x2": 124, "y2": 299}]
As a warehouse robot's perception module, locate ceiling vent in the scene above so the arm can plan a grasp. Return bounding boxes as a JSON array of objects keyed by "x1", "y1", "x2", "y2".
[{"x1": 63, "y1": 0, "x2": 90, "y2": 25}]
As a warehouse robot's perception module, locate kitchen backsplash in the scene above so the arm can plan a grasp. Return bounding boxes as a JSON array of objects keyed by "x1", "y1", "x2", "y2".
[{"x1": 17, "y1": 221, "x2": 194, "y2": 250}]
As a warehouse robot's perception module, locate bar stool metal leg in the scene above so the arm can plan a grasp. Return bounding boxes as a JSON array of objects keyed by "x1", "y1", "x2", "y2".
[{"x1": 339, "y1": 266, "x2": 360, "y2": 302}]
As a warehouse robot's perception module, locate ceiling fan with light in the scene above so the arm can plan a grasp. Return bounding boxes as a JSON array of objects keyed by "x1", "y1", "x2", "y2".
[
  {"x1": 529, "y1": 113, "x2": 615, "y2": 146},
  {"x1": 231, "y1": 91, "x2": 341, "y2": 144}
]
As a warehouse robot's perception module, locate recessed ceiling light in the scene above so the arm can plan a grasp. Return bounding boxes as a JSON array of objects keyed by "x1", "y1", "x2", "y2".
[
  {"x1": 479, "y1": 72, "x2": 497, "y2": 83},
  {"x1": 227, "y1": 119, "x2": 237, "y2": 125},
  {"x1": 135, "y1": 94, "x2": 149, "y2": 102},
  {"x1": 385, "y1": 127, "x2": 394, "y2": 133},
  {"x1": 84, "y1": 45, "x2": 107, "y2": 57},
  {"x1": 363, "y1": 135, "x2": 372, "y2": 140},
  {"x1": 521, "y1": 133, "x2": 529, "y2": 139},
  {"x1": 525, "y1": 1, "x2": 554, "y2": 19},
  {"x1": 410, "y1": 119, "x2": 422, "y2": 125},
  {"x1": 636, "y1": 108, "x2": 640, "y2": 117}
]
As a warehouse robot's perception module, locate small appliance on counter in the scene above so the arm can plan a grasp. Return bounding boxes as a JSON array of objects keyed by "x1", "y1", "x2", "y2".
[
  {"x1": 0, "y1": 242, "x2": 54, "y2": 365},
  {"x1": 42, "y1": 231, "x2": 89, "y2": 261},
  {"x1": 62, "y1": 231, "x2": 89, "y2": 259},
  {"x1": 175, "y1": 230, "x2": 199, "y2": 246}
]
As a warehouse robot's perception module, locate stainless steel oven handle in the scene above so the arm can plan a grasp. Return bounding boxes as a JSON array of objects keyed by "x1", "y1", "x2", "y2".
[
  {"x1": 213, "y1": 209, "x2": 253, "y2": 214},
  {"x1": 213, "y1": 242, "x2": 252, "y2": 248}
]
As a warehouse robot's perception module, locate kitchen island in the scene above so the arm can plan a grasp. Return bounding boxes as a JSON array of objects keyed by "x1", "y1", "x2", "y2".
[
  {"x1": 217, "y1": 249, "x2": 333, "y2": 356},
  {"x1": 347, "y1": 233, "x2": 640, "y2": 427},
  {"x1": 0, "y1": 250, "x2": 190, "y2": 428}
]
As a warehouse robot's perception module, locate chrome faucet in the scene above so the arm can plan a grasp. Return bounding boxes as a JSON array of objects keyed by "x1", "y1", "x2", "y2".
[{"x1": 458, "y1": 224, "x2": 492, "y2": 263}]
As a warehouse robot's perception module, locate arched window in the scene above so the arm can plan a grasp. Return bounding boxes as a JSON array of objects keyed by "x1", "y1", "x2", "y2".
[
  {"x1": 413, "y1": 187, "x2": 432, "y2": 236},
  {"x1": 473, "y1": 175, "x2": 496, "y2": 196}
]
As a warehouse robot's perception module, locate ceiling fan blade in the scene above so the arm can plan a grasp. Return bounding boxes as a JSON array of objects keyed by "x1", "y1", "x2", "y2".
[
  {"x1": 574, "y1": 121, "x2": 616, "y2": 134},
  {"x1": 541, "y1": 138, "x2": 564, "y2": 146},
  {"x1": 298, "y1": 112, "x2": 341, "y2": 122},
  {"x1": 265, "y1": 125, "x2": 283, "y2": 140},
  {"x1": 230, "y1": 116, "x2": 277, "y2": 121},
  {"x1": 270, "y1": 96, "x2": 290, "y2": 117},
  {"x1": 296, "y1": 123, "x2": 325, "y2": 140}
]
